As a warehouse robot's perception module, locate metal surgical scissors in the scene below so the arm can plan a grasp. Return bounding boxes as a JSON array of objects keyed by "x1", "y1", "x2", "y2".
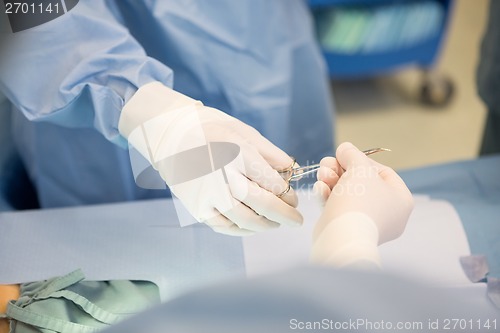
[{"x1": 277, "y1": 148, "x2": 391, "y2": 197}]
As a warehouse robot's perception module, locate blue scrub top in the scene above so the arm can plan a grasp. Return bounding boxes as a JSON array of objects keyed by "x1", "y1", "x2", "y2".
[{"x1": 0, "y1": 0, "x2": 335, "y2": 208}]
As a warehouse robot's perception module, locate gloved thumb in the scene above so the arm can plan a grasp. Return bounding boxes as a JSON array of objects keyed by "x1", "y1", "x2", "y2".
[{"x1": 335, "y1": 142, "x2": 372, "y2": 170}]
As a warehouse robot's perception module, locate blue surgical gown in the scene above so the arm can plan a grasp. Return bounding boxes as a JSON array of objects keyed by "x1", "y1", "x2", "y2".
[{"x1": 0, "y1": 0, "x2": 335, "y2": 208}]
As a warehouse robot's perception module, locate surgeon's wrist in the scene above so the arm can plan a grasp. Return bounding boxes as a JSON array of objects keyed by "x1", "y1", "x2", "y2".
[
  {"x1": 119, "y1": 81, "x2": 201, "y2": 138},
  {"x1": 118, "y1": 81, "x2": 203, "y2": 165},
  {"x1": 310, "y1": 212, "x2": 381, "y2": 269}
]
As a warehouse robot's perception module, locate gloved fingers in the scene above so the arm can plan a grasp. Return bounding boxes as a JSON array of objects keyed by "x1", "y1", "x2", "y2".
[
  {"x1": 335, "y1": 142, "x2": 372, "y2": 170},
  {"x1": 197, "y1": 108, "x2": 291, "y2": 170},
  {"x1": 319, "y1": 156, "x2": 343, "y2": 176},
  {"x1": 316, "y1": 156, "x2": 342, "y2": 190},
  {"x1": 312, "y1": 181, "x2": 331, "y2": 207},
  {"x1": 217, "y1": 201, "x2": 281, "y2": 232},
  {"x1": 205, "y1": 214, "x2": 256, "y2": 236},
  {"x1": 278, "y1": 184, "x2": 299, "y2": 208},
  {"x1": 237, "y1": 143, "x2": 298, "y2": 207},
  {"x1": 228, "y1": 172, "x2": 303, "y2": 227},
  {"x1": 233, "y1": 121, "x2": 294, "y2": 170}
]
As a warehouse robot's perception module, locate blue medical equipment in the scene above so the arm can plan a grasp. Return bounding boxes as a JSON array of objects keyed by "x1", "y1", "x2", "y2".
[{"x1": 310, "y1": 0, "x2": 455, "y2": 106}]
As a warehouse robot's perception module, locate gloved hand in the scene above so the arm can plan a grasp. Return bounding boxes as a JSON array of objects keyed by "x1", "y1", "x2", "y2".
[
  {"x1": 119, "y1": 82, "x2": 302, "y2": 236},
  {"x1": 311, "y1": 142, "x2": 413, "y2": 267},
  {"x1": 312, "y1": 155, "x2": 343, "y2": 207}
]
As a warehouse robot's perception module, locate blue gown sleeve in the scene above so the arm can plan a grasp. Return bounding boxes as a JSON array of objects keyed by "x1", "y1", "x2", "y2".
[{"x1": 0, "y1": 0, "x2": 174, "y2": 146}]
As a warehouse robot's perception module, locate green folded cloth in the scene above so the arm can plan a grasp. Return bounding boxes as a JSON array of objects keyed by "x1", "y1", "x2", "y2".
[{"x1": 4, "y1": 270, "x2": 160, "y2": 333}]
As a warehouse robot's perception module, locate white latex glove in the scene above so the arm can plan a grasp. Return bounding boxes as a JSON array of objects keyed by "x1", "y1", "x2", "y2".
[
  {"x1": 312, "y1": 156, "x2": 343, "y2": 207},
  {"x1": 311, "y1": 142, "x2": 414, "y2": 267},
  {"x1": 119, "y1": 82, "x2": 303, "y2": 236}
]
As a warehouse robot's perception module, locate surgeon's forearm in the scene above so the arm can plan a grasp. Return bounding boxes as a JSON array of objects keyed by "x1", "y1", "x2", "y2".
[
  {"x1": 0, "y1": 0, "x2": 173, "y2": 147},
  {"x1": 310, "y1": 212, "x2": 381, "y2": 269}
]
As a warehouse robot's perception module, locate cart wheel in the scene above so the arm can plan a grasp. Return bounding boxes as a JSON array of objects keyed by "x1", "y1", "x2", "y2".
[{"x1": 419, "y1": 73, "x2": 454, "y2": 107}]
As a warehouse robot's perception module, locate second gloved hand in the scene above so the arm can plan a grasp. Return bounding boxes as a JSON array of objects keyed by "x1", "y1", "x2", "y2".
[
  {"x1": 119, "y1": 82, "x2": 303, "y2": 236},
  {"x1": 313, "y1": 142, "x2": 414, "y2": 245},
  {"x1": 311, "y1": 142, "x2": 414, "y2": 267}
]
